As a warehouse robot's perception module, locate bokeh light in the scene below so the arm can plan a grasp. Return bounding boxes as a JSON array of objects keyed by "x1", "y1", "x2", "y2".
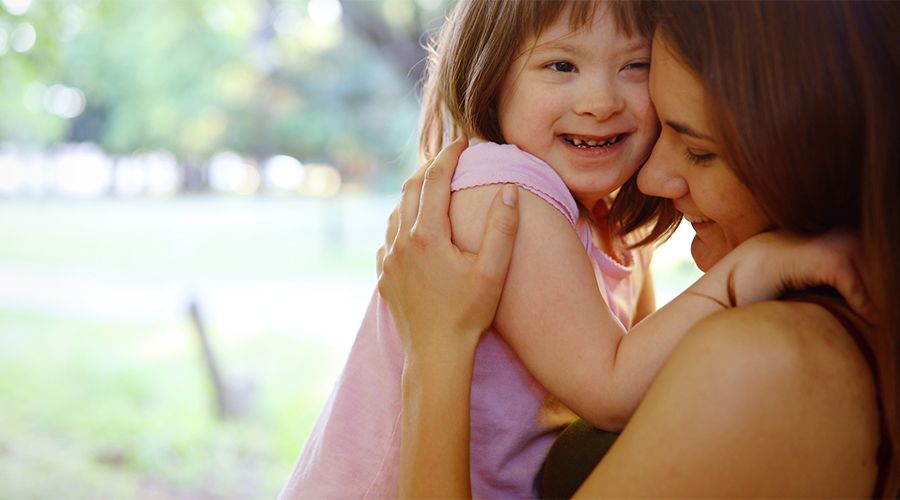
[
  {"x1": 54, "y1": 143, "x2": 114, "y2": 197},
  {"x1": 308, "y1": 0, "x2": 342, "y2": 26},
  {"x1": 44, "y1": 85, "x2": 87, "y2": 119},
  {"x1": 0, "y1": 151, "x2": 27, "y2": 195},
  {"x1": 298, "y1": 163, "x2": 342, "y2": 198},
  {"x1": 10, "y1": 22, "x2": 36, "y2": 53},
  {"x1": 0, "y1": 28, "x2": 9, "y2": 55},
  {"x1": 208, "y1": 151, "x2": 260, "y2": 195},
  {"x1": 2, "y1": 0, "x2": 32, "y2": 16},
  {"x1": 262, "y1": 155, "x2": 305, "y2": 193}
]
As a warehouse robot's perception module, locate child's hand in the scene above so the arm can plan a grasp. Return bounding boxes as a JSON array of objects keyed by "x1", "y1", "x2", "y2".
[
  {"x1": 377, "y1": 138, "x2": 521, "y2": 357},
  {"x1": 727, "y1": 230, "x2": 874, "y2": 322}
]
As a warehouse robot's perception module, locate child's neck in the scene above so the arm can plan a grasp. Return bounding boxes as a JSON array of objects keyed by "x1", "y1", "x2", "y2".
[{"x1": 585, "y1": 199, "x2": 628, "y2": 266}]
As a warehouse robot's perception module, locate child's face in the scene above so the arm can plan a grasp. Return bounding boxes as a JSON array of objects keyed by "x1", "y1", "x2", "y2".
[{"x1": 497, "y1": 5, "x2": 659, "y2": 210}]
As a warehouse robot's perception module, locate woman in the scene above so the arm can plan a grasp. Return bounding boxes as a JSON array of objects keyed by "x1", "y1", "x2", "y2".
[{"x1": 378, "y1": 1, "x2": 898, "y2": 497}]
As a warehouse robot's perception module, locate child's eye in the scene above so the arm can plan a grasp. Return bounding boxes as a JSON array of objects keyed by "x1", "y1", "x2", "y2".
[
  {"x1": 683, "y1": 149, "x2": 716, "y2": 165},
  {"x1": 623, "y1": 61, "x2": 650, "y2": 71},
  {"x1": 546, "y1": 61, "x2": 576, "y2": 73}
]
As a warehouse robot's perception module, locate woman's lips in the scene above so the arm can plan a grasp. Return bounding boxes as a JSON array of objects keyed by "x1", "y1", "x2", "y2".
[{"x1": 683, "y1": 214, "x2": 714, "y2": 230}]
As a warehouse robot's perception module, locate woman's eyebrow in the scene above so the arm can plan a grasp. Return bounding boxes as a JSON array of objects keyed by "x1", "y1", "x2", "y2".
[{"x1": 666, "y1": 120, "x2": 715, "y2": 141}]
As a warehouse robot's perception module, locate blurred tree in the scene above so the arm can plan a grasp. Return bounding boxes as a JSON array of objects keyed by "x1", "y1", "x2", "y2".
[{"x1": 0, "y1": 0, "x2": 450, "y2": 191}]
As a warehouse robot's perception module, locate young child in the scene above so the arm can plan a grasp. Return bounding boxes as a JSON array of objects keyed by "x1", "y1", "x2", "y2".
[{"x1": 281, "y1": 1, "x2": 670, "y2": 497}]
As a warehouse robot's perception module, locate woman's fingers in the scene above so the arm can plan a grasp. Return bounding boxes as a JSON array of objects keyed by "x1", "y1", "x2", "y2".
[
  {"x1": 398, "y1": 174, "x2": 425, "y2": 240},
  {"x1": 840, "y1": 260, "x2": 876, "y2": 323},
  {"x1": 376, "y1": 244, "x2": 386, "y2": 277},
  {"x1": 474, "y1": 185, "x2": 519, "y2": 288},
  {"x1": 379, "y1": 157, "x2": 432, "y2": 277},
  {"x1": 822, "y1": 232, "x2": 876, "y2": 323},
  {"x1": 376, "y1": 207, "x2": 400, "y2": 277},
  {"x1": 385, "y1": 208, "x2": 400, "y2": 251},
  {"x1": 412, "y1": 137, "x2": 468, "y2": 242},
  {"x1": 729, "y1": 230, "x2": 875, "y2": 324}
]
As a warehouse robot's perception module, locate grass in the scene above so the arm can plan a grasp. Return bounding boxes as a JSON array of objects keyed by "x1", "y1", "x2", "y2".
[
  {"x1": 0, "y1": 305, "x2": 349, "y2": 498},
  {"x1": 0, "y1": 196, "x2": 393, "y2": 498}
]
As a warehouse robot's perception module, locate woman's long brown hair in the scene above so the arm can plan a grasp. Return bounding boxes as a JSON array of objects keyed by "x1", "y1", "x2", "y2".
[{"x1": 656, "y1": 2, "x2": 900, "y2": 495}]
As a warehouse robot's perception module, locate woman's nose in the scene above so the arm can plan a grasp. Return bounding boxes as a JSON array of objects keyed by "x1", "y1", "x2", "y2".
[{"x1": 637, "y1": 138, "x2": 688, "y2": 200}]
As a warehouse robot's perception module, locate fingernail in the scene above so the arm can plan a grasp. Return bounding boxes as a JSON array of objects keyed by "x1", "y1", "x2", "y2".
[{"x1": 502, "y1": 185, "x2": 517, "y2": 207}]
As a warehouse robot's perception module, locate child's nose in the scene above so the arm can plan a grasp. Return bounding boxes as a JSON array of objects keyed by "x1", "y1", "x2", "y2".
[{"x1": 573, "y1": 81, "x2": 625, "y2": 121}]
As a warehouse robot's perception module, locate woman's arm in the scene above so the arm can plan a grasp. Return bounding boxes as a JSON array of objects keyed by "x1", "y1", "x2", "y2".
[{"x1": 378, "y1": 139, "x2": 521, "y2": 498}]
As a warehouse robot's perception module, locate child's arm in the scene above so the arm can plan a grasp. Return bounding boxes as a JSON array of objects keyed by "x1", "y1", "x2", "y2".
[
  {"x1": 451, "y1": 186, "x2": 871, "y2": 431},
  {"x1": 450, "y1": 185, "x2": 713, "y2": 430}
]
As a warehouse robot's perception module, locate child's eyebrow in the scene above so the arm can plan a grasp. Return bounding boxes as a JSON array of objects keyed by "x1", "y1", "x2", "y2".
[
  {"x1": 620, "y1": 39, "x2": 651, "y2": 54},
  {"x1": 532, "y1": 38, "x2": 586, "y2": 57},
  {"x1": 533, "y1": 37, "x2": 650, "y2": 58}
]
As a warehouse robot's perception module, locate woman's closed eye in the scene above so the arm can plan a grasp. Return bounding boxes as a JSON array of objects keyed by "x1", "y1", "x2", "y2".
[
  {"x1": 683, "y1": 149, "x2": 717, "y2": 165},
  {"x1": 546, "y1": 60, "x2": 576, "y2": 73}
]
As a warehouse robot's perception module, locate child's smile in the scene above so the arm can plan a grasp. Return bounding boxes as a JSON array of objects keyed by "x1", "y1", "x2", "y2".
[{"x1": 562, "y1": 133, "x2": 625, "y2": 149}]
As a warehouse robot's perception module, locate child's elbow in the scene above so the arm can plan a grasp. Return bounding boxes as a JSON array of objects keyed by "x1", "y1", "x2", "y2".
[
  {"x1": 581, "y1": 410, "x2": 627, "y2": 433},
  {"x1": 578, "y1": 395, "x2": 632, "y2": 433}
]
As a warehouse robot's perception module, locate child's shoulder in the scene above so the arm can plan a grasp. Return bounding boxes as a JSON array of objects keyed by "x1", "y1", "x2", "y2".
[
  {"x1": 453, "y1": 141, "x2": 579, "y2": 227},
  {"x1": 456, "y1": 140, "x2": 553, "y2": 180}
]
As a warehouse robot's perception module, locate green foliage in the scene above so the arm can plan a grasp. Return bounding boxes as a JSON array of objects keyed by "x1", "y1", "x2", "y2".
[{"x1": 0, "y1": 0, "x2": 447, "y2": 185}]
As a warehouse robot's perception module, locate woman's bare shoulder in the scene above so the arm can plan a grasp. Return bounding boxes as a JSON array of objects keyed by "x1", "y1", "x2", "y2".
[
  {"x1": 581, "y1": 300, "x2": 881, "y2": 497},
  {"x1": 666, "y1": 301, "x2": 879, "y2": 493},
  {"x1": 681, "y1": 301, "x2": 880, "y2": 441},
  {"x1": 687, "y1": 300, "x2": 876, "y2": 393}
]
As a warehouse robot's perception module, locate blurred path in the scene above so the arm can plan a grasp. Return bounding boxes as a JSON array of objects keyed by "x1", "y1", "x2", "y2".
[{"x1": 0, "y1": 263, "x2": 374, "y2": 344}]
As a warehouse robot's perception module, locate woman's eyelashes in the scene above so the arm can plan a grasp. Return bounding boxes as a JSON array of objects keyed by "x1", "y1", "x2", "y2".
[{"x1": 683, "y1": 149, "x2": 716, "y2": 165}]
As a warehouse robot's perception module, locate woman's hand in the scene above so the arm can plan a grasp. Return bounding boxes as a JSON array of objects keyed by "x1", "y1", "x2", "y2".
[
  {"x1": 701, "y1": 229, "x2": 874, "y2": 322},
  {"x1": 377, "y1": 138, "x2": 521, "y2": 356},
  {"x1": 377, "y1": 139, "x2": 519, "y2": 499}
]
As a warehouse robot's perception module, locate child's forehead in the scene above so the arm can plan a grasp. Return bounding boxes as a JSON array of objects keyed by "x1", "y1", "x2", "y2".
[
  {"x1": 526, "y1": 5, "x2": 648, "y2": 51},
  {"x1": 528, "y1": 3, "x2": 647, "y2": 46}
]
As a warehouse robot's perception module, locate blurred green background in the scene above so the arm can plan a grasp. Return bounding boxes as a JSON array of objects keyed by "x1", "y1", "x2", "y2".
[{"x1": 0, "y1": 0, "x2": 700, "y2": 497}]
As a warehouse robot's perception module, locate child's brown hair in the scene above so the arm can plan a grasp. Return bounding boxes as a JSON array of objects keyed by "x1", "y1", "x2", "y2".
[{"x1": 419, "y1": 0, "x2": 677, "y2": 245}]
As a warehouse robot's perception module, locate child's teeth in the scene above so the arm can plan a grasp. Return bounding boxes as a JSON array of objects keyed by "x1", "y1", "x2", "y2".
[{"x1": 567, "y1": 135, "x2": 621, "y2": 148}]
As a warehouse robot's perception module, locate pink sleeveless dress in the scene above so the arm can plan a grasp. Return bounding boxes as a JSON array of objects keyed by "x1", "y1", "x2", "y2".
[{"x1": 280, "y1": 141, "x2": 652, "y2": 499}]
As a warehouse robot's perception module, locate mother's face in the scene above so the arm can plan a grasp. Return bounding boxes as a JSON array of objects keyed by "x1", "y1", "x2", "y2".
[{"x1": 637, "y1": 34, "x2": 773, "y2": 271}]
